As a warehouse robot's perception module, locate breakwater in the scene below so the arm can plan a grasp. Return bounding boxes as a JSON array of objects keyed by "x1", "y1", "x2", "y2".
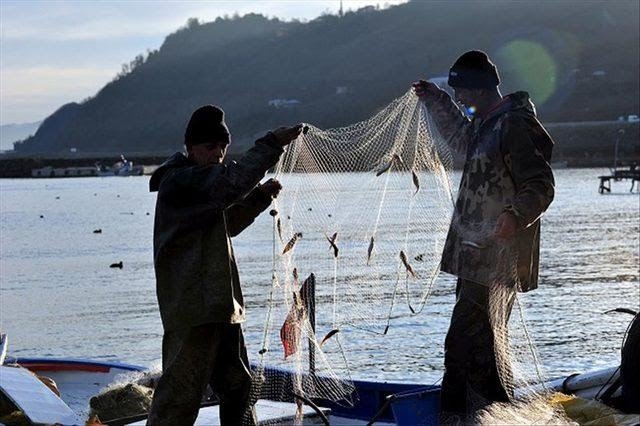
[
  {"x1": 0, "y1": 121, "x2": 638, "y2": 178},
  {"x1": 0, "y1": 155, "x2": 165, "y2": 178}
]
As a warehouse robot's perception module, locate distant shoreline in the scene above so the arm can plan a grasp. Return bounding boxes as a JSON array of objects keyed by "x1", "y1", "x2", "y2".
[
  {"x1": 0, "y1": 120, "x2": 637, "y2": 178},
  {"x1": 0, "y1": 157, "x2": 636, "y2": 179}
]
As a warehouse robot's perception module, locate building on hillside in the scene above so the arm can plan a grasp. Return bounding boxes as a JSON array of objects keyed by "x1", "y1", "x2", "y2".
[{"x1": 268, "y1": 99, "x2": 301, "y2": 108}]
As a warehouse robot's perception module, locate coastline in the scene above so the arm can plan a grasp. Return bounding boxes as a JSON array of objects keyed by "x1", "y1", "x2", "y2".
[{"x1": 0, "y1": 120, "x2": 638, "y2": 178}]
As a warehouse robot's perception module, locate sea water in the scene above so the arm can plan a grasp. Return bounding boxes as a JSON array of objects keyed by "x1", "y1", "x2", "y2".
[{"x1": 1, "y1": 169, "x2": 638, "y2": 383}]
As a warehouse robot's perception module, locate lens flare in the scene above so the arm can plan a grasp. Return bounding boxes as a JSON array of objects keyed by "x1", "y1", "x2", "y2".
[
  {"x1": 466, "y1": 106, "x2": 476, "y2": 116},
  {"x1": 496, "y1": 39, "x2": 558, "y2": 105}
]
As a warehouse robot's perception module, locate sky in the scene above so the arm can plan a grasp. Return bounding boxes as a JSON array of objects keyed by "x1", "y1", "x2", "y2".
[{"x1": 0, "y1": 1, "x2": 407, "y2": 126}]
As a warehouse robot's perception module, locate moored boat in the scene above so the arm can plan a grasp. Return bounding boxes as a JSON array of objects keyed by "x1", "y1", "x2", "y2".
[{"x1": 2, "y1": 352, "x2": 636, "y2": 425}]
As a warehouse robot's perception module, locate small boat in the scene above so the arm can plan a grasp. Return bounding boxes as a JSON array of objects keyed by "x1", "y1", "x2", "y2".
[
  {"x1": 1, "y1": 354, "x2": 331, "y2": 425},
  {"x1": 1, "y1": 351, "x2": 635, "y2": 425},
  {"x1": 3, "y1": 315, "x2": 639, "y2": 426},
  {"x1": 95, "y1": 155, "x2": 144, "y2": 177}
]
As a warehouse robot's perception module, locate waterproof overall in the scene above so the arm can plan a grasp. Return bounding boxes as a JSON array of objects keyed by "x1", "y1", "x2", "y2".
[
  {"x1": 424, "y1": 91, "x2": 554, "y2": 417},
  {"x1": 147, "y1": 134, "x2": 283, "y2": 425}
]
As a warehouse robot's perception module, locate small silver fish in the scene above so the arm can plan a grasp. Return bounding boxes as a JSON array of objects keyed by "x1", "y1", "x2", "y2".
[
  {"x1": 375, "y1": 154, "x2": 403, "y2": 177},
  {"x1": 412, "y1": 170, "x2": 420, "y2": 195},
  {"x1": 320, "y1": 329, "x2": 340, "y2": 347},
  {"x1": 282, "y1": 232, "x2": 303, "y2": 254},
  {"x1": 277, "y1": 218, "x2": 283, "y2": 243},
  {"x1": 376, "y1": 161, "x2": 393, "y2": 177},
  {"x1": 400, "y1": 250, "x2": 417, "y2": 278},
  {"x1": 367, "y1": 236, "x2": 375, "y2": 265},
  {"x1": 325, "y1": 232, "x2": 339, "y2": 258}
]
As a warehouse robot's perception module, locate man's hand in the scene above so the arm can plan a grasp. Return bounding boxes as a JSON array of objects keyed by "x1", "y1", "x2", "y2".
[
  {"x1": 272, "y1": 124, "x2": 304, "y2": 147},
  {"x1": 412, "y1": 80, "x2": 444, "y2": 101},
  {"x1": 494, "y1": 211, "x2": 518, "y2": 241},
  {"x1": 260, "y1": 178, "x2": 282, "y2": 199}
]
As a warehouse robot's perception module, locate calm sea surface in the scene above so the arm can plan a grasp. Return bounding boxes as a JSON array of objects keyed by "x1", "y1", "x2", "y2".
[{"x1": 1, "y1": 169, "x2": 638, "y2": 384}]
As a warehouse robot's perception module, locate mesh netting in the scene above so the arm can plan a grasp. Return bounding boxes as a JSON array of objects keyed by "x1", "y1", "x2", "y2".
[
  {"x1": 249, "y1": 89, "x2": 567, "y2": 423},
  {"x1": 87, "y1": 89, "x2": 571, "y2": 424}
]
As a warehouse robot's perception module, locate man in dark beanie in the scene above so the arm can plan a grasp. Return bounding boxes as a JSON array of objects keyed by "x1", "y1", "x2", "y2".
[
  {"x1": 413, "y1": 51, "x2": 555, "y2": 420},
  {"x1": 147, "y1": 104, "x2": 303, "y2": 425}
]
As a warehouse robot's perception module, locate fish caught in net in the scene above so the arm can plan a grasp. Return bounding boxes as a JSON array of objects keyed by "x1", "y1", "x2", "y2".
[
  {"x1": 77, "y1": 90, "x2": 630, "y2": 425},
  {"x1": 247, "y1": 88, "x2": 575, "y2": 423}
]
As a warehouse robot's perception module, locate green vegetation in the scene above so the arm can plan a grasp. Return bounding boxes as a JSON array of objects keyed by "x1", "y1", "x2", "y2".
[{"x1": 13, "y1": 0, "x2": 639, "y2": 155}]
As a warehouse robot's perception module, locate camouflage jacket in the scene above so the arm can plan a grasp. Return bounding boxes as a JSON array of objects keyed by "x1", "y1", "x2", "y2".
[
  {"x1": 425, "y1": 91, "x2": 554, "y2": 291},
  {"x1": 149, "y1": 135, "x2": 283, "y2": 332}
]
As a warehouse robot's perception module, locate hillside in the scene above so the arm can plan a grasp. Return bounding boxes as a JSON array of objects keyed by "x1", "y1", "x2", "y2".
[{"x1": 13, "y1": 0, "x2": 640, "y2": 155}]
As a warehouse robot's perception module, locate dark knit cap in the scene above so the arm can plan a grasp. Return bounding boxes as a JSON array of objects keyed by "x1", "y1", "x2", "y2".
[
  {"x1": 184, "y1": 105, "x2": 230, "y2": 147},
  {"x1": 448, "y1": 50, "x2": 500, "y2": 89}
]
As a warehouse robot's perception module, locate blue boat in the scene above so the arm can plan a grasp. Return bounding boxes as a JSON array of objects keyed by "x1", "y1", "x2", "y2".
[
  {"x1": 3, "y1": 354, "x2": 439, "y2": 424},
  {"x1": 0, "y1": 334, "x2": 630, "y2": 425}
]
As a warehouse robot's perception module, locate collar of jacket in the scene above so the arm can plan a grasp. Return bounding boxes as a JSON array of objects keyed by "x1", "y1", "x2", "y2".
[
  {"x1": 149, "y1": 152, "x2": 191, "y2": 192},
  {"x1": 474, "y1": 91, "x2": 536, "y2": 131}
]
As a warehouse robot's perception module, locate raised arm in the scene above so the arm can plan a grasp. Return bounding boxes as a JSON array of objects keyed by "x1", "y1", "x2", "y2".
[
  {"x1": 161, "y1": 134, "x2": 282, "y2": 211},
  {"x1": 160, "y1": 125, "x2": 302, "y2": 212},
  {"x1": 413, "y1": 80, "x2": 473, "y2": 155}
]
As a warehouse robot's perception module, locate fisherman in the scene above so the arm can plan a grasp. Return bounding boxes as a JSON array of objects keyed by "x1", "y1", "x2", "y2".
[
  {"x1": 147, "y1": 105, "x2": 303, "y2": 425},
  {"x1": 413, "y1": 51, "x2": 555, "y2": 420}
]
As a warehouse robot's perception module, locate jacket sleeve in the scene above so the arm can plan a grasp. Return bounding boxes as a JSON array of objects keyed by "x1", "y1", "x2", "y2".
[
  {"x1": 501, "y1": 115, "x2": 555, "y2": 228},
  {"x1": 423, "y1": 91, "x2": 473, "y2": 155},
  {"x1": 225, "y1": 185, "x2": 273, "y2": 237},
  {"x1": 160, "y1": 133, "x2": 283, "y2": 212}
]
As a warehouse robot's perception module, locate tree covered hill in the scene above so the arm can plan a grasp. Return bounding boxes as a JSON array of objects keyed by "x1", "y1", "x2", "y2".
[{"x1": 14, "y1": 0, "x2": 639, "y2": 155}]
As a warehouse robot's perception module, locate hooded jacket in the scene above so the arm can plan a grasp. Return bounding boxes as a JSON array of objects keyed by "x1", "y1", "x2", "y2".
[
  {"x1": 425, "y1": 91, "x2": 554, "y2": 291},
  {"x1": 149, "y1": 134, "x2": 283, "y2": 332}
]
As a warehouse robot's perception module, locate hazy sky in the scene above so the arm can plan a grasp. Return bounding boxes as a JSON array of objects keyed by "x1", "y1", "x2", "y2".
[{"x1": 0, "y1": 1, "x2": 407, "y2": 125}]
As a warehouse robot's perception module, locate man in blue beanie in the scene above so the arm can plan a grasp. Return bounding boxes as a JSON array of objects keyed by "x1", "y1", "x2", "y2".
[
  {"x1": 147, "y1": 104, "x2": 303, "y2": 425},
  {"x1": 413, "y1": 51, "x2": 555, "y2": 420}
]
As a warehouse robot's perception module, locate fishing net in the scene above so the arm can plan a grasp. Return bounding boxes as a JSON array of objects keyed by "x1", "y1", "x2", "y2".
[
  {"x1": 248, "y1": 89, "x2": 568, "y2": 423},
  {"x1": 77, "y1": 88, "x2": 572, "y2": 424}
]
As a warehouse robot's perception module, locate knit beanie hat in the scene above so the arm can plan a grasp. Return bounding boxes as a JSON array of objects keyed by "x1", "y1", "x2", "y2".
[
  {"x1": 184, "y1": 105, "x2": 230, "y2": 147},
  {"x1": 448, "y1": 50, "x2": 500, "y2": 89}
]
